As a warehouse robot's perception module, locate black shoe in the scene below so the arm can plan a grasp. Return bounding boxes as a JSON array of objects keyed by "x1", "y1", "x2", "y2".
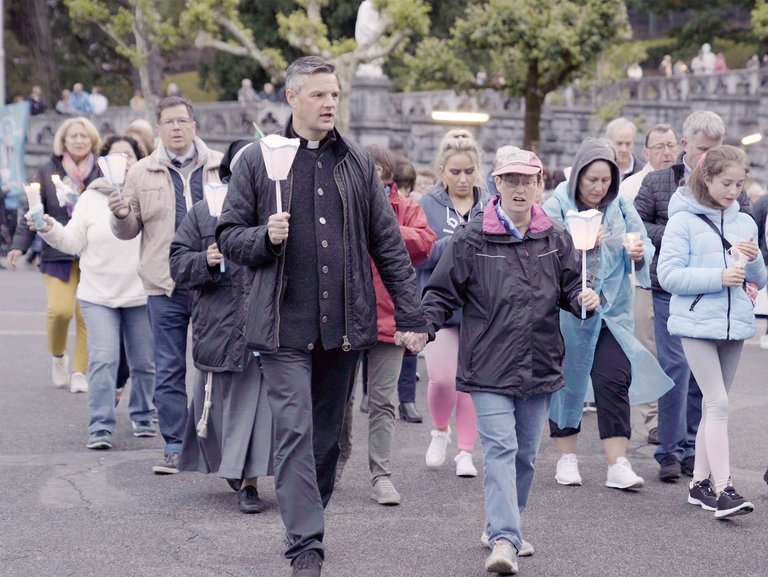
[
  {"x1": 359, "y1": 393, "x2": 369, "y2": 413},
  {"x1": 658, "y1": 455, "x2": 681, "y2": 483},
  {"x1": 237, "y1": 485, "x2": 265, "y2": 514},
  {"x1": 687, "y1": 478, "x2": 717, "y2": 511},
  {"x1": 152, "y1": 453, "x2": 179, "y2": 475},
  {"x1": 399, "y1": 402, "x2": 423, "y2": 423},
  {"x1": 764, "y1": 467, "x2": 768, "y2": 486},
  {"x1": 647, "y1": 427, "x2": 660, "y2": 445},
  {"x1": 226, "y1": 478, "x2": 242, "y2": 492},
  {"x1": 681, "y1": 455, "x2": 695, "y2": 477},
  {"x1": 715, "y1": 485, "x2": 754, "y2": 519},
  {"x1": 291, "y1": 550, "x2": 323, "y2": 577}
]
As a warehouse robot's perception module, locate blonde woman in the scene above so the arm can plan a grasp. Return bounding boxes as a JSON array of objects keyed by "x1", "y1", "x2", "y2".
[
  {"x1": 8, "y1": 117, "x2": 101, "y2": 392},
  {"x1": 417, "y1": 129, "x2": 488, "y2": 477}
]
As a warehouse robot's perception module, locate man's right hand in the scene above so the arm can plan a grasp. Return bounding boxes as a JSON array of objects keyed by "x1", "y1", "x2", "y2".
[
  {"x1": 268, "y1": 212, "x2": 290, "y2": 245},
  {"x1": 6, "y1": 249, "x2": 22, "y2": 270},
  {"x1": 108, "y1": 191, "x2": 130, "y2": 219}
]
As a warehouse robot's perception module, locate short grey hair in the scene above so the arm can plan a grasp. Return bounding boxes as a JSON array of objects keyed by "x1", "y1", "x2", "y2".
[
  {"x1": 683, "y1": 110, "x2": 725, "y2": 142},
  {"x1": 644, "y1": 123, "x2": 676, "y2": 147},
  {"x1": 285, "y1": 56, "x2": 337, "y2": 94},
  {"x1": 605, "y1": 117, "x2": 637, "y2": 140}
]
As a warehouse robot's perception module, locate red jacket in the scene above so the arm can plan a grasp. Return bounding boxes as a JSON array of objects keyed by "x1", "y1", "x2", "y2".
[{"x1": 372, "y1": 185, "x2": 436, "y2": 343}]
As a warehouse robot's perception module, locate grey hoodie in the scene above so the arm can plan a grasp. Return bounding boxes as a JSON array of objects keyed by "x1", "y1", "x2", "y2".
[{"x1": 568, "y1": 138, "x2": 621, "y2": 211}]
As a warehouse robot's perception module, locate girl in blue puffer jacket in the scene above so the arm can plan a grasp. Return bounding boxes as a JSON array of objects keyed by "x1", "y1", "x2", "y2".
[{"x1": 658, "y1": 145, "x2": 766, "y2": 519}]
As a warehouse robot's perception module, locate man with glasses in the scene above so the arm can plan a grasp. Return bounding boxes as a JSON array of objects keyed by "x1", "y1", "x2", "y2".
[
  {"x1": 620, "y1": 124, "x2": 679, "y2": 446},
  {"x1": 109, "y1": 96, "x2": 223, "y2": 474},
  {"x1": 634, "y1": 111, "x2": 750, "y2": 483}
]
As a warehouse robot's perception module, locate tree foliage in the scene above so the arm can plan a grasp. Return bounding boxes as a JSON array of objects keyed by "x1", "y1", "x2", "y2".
[{"x1": 405, "y1": 0, "x2": 631, "y2": 149}]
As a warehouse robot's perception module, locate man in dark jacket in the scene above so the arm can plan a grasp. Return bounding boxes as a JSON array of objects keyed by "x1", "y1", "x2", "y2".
[
  {"x1": 216, "y1": 56, "x2": 427, "y2": 577},
  {"x1": 634, "y1": 110, "x2": 750, "y2": 484}
]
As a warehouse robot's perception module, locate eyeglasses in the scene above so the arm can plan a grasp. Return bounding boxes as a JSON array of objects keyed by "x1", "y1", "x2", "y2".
[
  {"x1": 498, "y1": 176, "x2": 538, "y2": 190},
  {"x1": 648, "y1": 142, "x2": 678, "y2": 152},
  {"x1": 158, "y1": 117, "x2": 194, "y2": 127}
]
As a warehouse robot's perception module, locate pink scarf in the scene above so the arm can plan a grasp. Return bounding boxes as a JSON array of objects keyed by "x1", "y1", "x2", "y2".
[{"x1": 61, "y1": 151, "x2": 95, "y2": 192}]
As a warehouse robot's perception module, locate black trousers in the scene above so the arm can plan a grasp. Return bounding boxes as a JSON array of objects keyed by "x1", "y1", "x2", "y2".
[
  {"x1": 550, "y1": 326, "x2": 632, "y2": 440},
  {"x1": 259, "y1": 344, "x2": 360, "y2": 562}
]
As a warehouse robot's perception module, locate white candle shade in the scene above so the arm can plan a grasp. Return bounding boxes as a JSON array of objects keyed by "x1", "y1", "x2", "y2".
[
  {"x1": 259, "y1": 134, "x2": 300, "y2": 181},
  {"x1": 97, "y1": 153, "x2": 129, "y2": 187},
  {"x1": 24, "y1": 182, "x2": 41, "y2": 207},
  {"x1": 566, "y1": 209, "x2": 603, "y2": 251},
  {"x1": 204, "y1": 183, "x2": 229, "y2": 217}
]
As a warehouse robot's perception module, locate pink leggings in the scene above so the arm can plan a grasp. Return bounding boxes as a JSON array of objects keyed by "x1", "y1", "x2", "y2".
[{"x1": 423, "y1": 327, "x2": 477, "y2": 452}]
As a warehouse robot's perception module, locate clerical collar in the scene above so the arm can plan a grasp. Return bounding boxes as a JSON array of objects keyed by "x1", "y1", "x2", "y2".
[{"x1": 287, "y1": 124, "x2": 336, "y2": 150}]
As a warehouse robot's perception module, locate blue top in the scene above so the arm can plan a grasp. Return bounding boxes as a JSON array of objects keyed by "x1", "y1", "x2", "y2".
[
  {"x1": 658, "y1": 187, "x2": 767, "y2": 341},
  {"x1": 543, "y1": 138, "x2": 674, "y2": 429}
]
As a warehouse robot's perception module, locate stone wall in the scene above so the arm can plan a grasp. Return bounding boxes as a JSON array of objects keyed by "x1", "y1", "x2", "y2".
[{"x1": 24, "y1": 69, "x2": 768, "y2": 184}]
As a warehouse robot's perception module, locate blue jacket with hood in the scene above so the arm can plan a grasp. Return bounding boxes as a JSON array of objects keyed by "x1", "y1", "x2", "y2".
[
  {"x1": 543, "y1": 138, "x2": 674, "y2": 429},
  {"x1": 658, "y1": 188, "x2": 767, "y2": 341}
]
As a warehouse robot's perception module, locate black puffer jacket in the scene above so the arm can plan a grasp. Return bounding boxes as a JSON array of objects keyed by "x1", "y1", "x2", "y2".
[
  {"x1": 216, "y1": 123, "x2": 426, "y2": 352},
  {"x1": 11, "y1": 155, "x2": 100, "y2": 261},
  {"x1": 422, "y1": 200, "x2": 584, "y2": 399},
  {"x1": 170, "y1": 200, "x2": 250, "y2": 372},
  {"x1": 634, "y1": 160, "x2": 751, "y2": 290}
]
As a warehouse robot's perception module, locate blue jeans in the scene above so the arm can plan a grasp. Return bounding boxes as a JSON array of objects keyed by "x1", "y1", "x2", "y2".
[
  {"x1": 470, "y1": 391, "x2": 551, "y2": 552},
  {"x1": 80, "y1": 301, "x2": 156, "y2": 434},
  {"x1": 652, "y1": 291, "x2": 702, "y2": 464},
  {"x1": 147, "y1": 290, "x2": 192, "y2": 454}
]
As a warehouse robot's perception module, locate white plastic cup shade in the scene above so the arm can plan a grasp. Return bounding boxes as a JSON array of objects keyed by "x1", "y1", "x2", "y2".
[
  {"x1": 23, "y1": 182, "x2": 41, "y2": 207},
  {"x1": 97, "y1": 153, "x2": 129, "y2": 187},
  {"x1": 204, "y1": 183, "x2": 228, "y2": 218},
  {"x1": 51, "y1": 174, "x2": 79, "y2": 206},
  {"x1": 566, "y1": 209, "x2": 603, "y2": 251},
  {"x1": 729, "y1": 246, "x2": 746, "y2": 269},
  {"x1": 259, "y1": 134, "x2": 300, "y2": 181}
]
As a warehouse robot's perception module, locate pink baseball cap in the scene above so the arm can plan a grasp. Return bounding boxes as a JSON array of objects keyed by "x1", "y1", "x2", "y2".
[{"x1": 492, "y1": 148, "x2": 543, "y2": 176}]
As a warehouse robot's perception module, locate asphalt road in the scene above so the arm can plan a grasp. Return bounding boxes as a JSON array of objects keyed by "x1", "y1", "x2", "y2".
[{"x1": 1, "y1": 264, "x2": 767, "y2": 577}]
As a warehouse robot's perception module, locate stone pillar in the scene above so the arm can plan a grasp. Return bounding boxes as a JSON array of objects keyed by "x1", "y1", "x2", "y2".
[{"x1": 349, "y1": 75, "x2": 393, "y2": 146}]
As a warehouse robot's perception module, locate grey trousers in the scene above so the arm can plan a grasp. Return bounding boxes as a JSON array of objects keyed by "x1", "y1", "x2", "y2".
[
  {"x1": 635, "y1": 287, "x2": 659, "y2": 430},
  {"x1": 259, "y1": 345, "x2": 360, "y2": 562},
  {"x1": 367, "y1": 342, "x2": 405, "y2": 481}
]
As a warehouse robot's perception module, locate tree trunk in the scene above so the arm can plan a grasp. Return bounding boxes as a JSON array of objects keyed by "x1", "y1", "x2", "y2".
[
  {"x1": 20, "y1": 0, "x2": 59, "y2": 96},
  {"x1": 523, "y1": 64, "x2": 543, "y2": 152}
]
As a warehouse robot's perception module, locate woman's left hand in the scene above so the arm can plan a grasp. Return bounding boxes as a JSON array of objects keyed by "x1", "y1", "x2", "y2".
[
  {"x1": 624, "y1": 239, "x2": 645, "y2": 262},
  {"x1": 735, "y1": 238, "x2": 759, "y2": 262},
  {"x1": 578, "y1": 288, "x2": 600, "y2": 311}
]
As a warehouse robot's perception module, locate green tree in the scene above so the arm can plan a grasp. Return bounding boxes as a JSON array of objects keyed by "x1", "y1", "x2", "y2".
[
  {"x1": 64, "y1": 0, "x2": 184, "y2": 108},
  {"x1": 405, "y1": 0, "x2": 631, "y2": 149},
  {"x1": 184, "y1": 0, "x2": 431, "y2": 130}
]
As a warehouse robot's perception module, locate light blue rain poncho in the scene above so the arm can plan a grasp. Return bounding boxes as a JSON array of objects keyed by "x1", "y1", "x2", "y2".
[{"x1": 543, "y1": 138, "x2": 675, "y2": 430}]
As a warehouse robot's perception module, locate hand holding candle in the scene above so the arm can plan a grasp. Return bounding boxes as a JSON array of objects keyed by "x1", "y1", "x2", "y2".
[
  {"x1": 23, "y1": 183, "x2": 47, "y2": 230},
  {"x1": 734, "y1": 237, "x2": 758, "y2": 263},
  {"x1": 51, "y1": 174, "x2": 79, "y2": 207}
]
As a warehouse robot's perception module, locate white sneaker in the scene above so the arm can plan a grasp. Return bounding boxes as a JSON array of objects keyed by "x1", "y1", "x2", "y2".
[
  {"x1": 425, "y1": 427, "x2": 451, "y2": 468},
  {"x1": 481, "y1": 532, "x2": 534, "y2": 557},
  {"x1": 555, "y1": 453, "x2": 582, "y2": 486},
  {"x1": 52, "y1": 354, "x2": 69, "y2": 388},
  {"x1": 70, "y1": 372, "x2": 88, "y2": 393},
  {"x1": 485, "y1": 539, "x2": 518, "y2": 574},
  {"x1": 455, "y1": 450, "x2": 477, "y2": 477},
  {"x1": 761, "y1": 334, "x2": 768, "y2": 350},
  {"x1": 605, "y1": 457, "x2": 644, "y2": 490}
]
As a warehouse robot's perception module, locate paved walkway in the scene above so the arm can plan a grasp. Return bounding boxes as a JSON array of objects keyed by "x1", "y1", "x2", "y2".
[{"x1": 1, "y1": 266, "x2": 767, "y2": 577}]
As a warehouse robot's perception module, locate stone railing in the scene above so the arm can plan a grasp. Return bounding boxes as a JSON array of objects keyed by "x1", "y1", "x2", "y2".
[{"x1": 22, "y1": 68, "x2": 768, "y2": 184}]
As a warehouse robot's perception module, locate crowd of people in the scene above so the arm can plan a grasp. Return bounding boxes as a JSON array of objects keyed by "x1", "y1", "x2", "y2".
[{"x1": 5, "y1": 55, "x2": 768, "y2": 577}]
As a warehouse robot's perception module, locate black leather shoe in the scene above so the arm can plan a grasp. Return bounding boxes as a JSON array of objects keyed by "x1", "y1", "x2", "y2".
[
  {"x1": 226, "y1": 478, "x2": 242, "y2": 492},
  {"x1": 238, "y1": 485, "x2": 265, "y2": 514},
  {"x1": 658, "y1": 455, "x2": 681, "y2": 483},
  {"x1": 647, "y1": 427, "x2": 660, "y2": 445},
  {"x1": 359, "y1": 393, "x2": 369, "y2": 413},
  {"x1": 764, "y1": 467, "x2": 768, "y2": 486},
  {"x1": 399, "y1": 402, "x2": 423, "y2": 423},
  {"x1": 681, "y1": 455, "x2": 695, "y2": 477},
  {"x1": 291, "y1": 550, "x2": 323, "y2": 577}
]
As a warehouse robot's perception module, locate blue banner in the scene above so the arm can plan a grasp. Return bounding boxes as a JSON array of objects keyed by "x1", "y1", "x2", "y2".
[{"x1": 0, "y1": 101, "x2": 30, "y2": 210}]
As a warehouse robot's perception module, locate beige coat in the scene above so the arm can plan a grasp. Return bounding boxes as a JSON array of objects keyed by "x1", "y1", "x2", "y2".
[{"x1": 111, "y1": 137, "x2": 223, "y2": 296}]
